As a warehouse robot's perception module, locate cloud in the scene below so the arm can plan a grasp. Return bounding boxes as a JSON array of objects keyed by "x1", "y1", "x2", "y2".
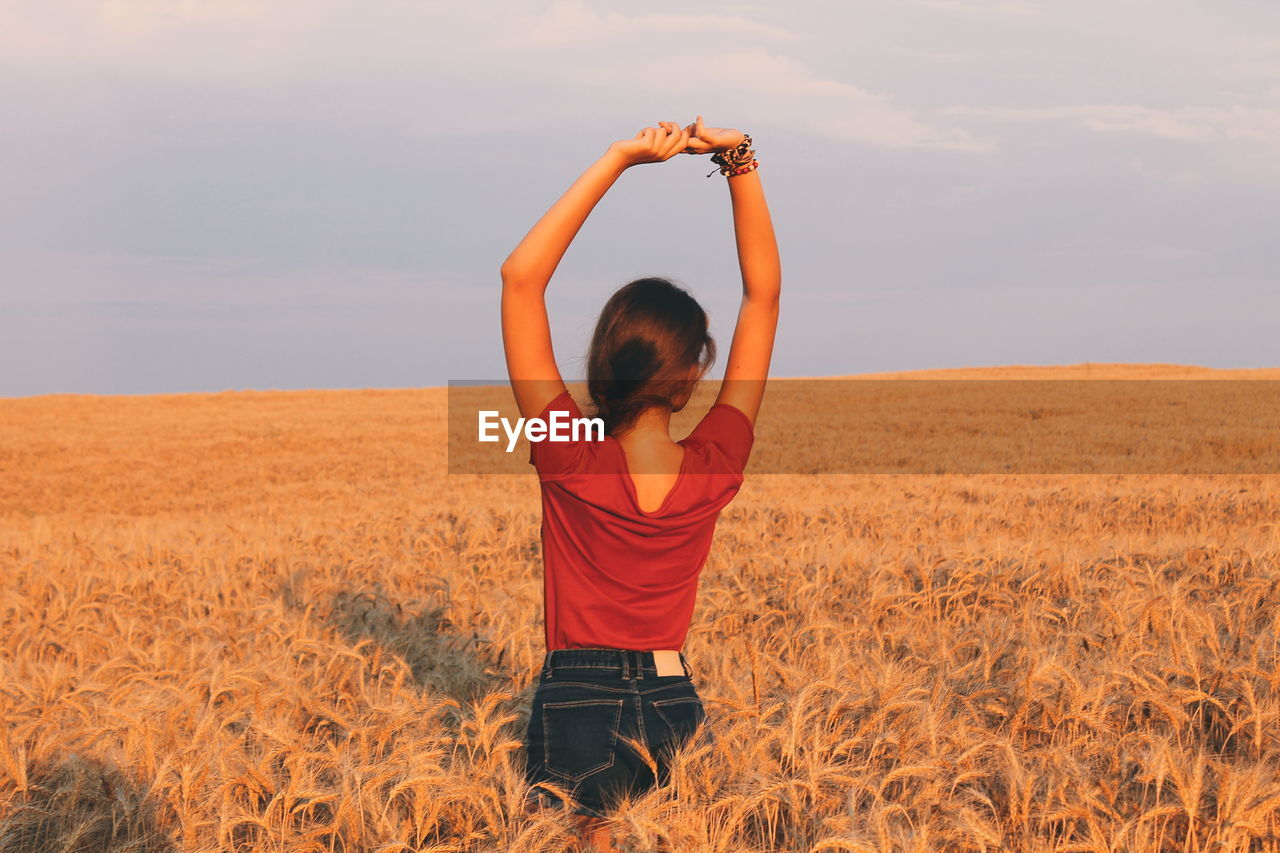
[
  {"x1": 515, "y1": 1, "x2": 799, "y2": 45},
  {"x1": 98, "y1": 0, "x2": 265, "y2": 32},
  {"x1": 944, "y1": 103, "x2": 1280, "y2": 143},
  {"x1": 547, "y1": 47, "x2": 993, "y2": 151},
  {"x1": 492, "y1": 3, "x2": 990, "y2": 149},
  {"x1": 710, "y1": 51, "x2": 996, "y2": 151},
  {"x1": 910, "y1": 0, "x2": 1038, "y2": 14}
]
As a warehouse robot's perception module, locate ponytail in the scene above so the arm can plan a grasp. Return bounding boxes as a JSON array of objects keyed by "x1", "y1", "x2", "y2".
[{"x1": 587, "y1": 277, "x2": 715, "y2": 435}]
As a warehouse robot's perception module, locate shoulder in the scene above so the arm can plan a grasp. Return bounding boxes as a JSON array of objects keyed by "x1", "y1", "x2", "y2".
[
  {"x1": 537, "y1": 390, "x2": 582, "y2": 419},
  {"x1": 682, "y1": 402, "x2": 754, "y2": 474},
  {"x1": 528, "y1": 391, "x2": 606, "y2": 475}
]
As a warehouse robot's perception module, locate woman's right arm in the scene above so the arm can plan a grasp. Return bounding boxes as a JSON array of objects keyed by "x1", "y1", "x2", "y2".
[
  {"x1": 690, "y1": 117, "x2": 781, "y2": 425},
  {"x1": 501, "y1": 124, "x2": 691, "y2": 419}
]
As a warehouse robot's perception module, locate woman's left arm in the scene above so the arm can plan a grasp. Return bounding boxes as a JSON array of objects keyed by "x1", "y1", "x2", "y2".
[{"x1": 501, "y1": 123, "x2": 690, "y2": 419}]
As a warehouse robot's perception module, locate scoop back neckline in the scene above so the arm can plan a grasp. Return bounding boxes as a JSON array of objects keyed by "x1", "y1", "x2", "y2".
[{"x1": 608, "y1": 435, "x2": 691, "y2": 517}]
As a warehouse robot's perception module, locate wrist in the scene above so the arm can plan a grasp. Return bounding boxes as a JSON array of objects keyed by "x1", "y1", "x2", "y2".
[
  {"x1": 716, "y1": 130, "x2": 746, "y2": 152},
  {"x1": 707, "y1": 133, "x2": 756, "y2": 177},
  {"x1": 601, "y1": 145, "x2": 634, "y2": 172}
]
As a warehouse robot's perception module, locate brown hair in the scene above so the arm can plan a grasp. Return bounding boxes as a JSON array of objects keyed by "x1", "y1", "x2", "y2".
[{"x1": 586, "y1": 277, "x2": 715, "y2": 436}]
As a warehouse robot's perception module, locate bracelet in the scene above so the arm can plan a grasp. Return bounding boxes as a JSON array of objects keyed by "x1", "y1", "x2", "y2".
[
  {"x1": 724, "y1": 160, "x2": 759, "y2": 178},
  {"x1": 706, "y1": 133, "x2": 757, "y2": 177}
]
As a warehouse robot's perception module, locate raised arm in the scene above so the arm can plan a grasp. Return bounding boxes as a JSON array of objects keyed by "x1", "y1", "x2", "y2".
[
  {"x1": 686, "y1": 116, "x2": 781, "y2": 425},
  {"x1": 500, "y1": 123, "x2": 691, "y2": 419}
]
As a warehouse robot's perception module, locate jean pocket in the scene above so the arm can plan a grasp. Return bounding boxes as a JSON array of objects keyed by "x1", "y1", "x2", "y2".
[
  {"x1": 651, "y1": 696, "x2": 708, "y2": 748},
  {"x1": 542, "y1": 698, "x2": 624, "y2": 782}
]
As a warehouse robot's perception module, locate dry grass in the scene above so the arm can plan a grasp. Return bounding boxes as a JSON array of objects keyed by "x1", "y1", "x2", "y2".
[{"x1": 2, "y1": 364, "x2": 1279, "y2": 851}]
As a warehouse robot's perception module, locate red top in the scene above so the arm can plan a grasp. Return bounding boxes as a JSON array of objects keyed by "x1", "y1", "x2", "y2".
[{"x1": 529, "y1": 391, "x2": 754, "y2": 651}]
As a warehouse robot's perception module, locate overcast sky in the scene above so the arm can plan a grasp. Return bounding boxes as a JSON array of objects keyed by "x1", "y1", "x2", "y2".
[{"x1": 2, "y1": 0, "x2": 1278, "y2": 397}]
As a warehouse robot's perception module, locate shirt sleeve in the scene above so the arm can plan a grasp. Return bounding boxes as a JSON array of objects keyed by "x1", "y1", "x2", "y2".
[
  {"x1": 528, "y1": 391, "x2": 589, "y2": 476},
  {"x1": 686, "y1": 402, "x2": 755, "y2": 474}
]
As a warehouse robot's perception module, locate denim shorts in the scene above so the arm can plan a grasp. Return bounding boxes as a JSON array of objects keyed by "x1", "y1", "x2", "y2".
[{"x1": 523, "y1": 648, "x2": 715, "y2": 818}]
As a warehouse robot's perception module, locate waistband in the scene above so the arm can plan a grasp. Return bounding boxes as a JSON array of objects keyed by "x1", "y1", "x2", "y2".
[{"x1": 541, "y1": 647, "x2": 692, "y2": 679}]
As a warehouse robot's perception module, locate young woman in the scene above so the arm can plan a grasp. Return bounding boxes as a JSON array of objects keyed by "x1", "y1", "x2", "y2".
[{"x1": 501, "y1": 116, "x2": 780, "y2": 851}]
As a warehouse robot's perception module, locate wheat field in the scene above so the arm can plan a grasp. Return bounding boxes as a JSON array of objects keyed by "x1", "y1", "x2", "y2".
[{"x1": 3, "y1": 364, "x2": 1280, "y2": 852}]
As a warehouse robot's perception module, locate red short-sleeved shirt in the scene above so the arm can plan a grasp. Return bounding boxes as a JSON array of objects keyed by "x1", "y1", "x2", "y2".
[{"x1": 529, "y1": 391, "x2": 754, "y2": 652}]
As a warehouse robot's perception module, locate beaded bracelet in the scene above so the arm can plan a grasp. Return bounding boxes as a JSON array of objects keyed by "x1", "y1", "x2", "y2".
[{"x1": 706, "y1": 153, "x2": 752, "y2": 176}]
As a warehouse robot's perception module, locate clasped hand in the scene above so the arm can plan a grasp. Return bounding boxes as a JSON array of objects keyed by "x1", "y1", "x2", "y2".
[{"x1": 608, "y1": 115, "x2": 746, "y2": 167}]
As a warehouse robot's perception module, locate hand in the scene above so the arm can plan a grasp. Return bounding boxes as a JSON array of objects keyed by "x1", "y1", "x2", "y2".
[
  {"x1": 681, "y1": 115, "x2": 746, "y2": 155},
  {"x1": 608, "y1": 121, "x2": 692, "y2": 167}
]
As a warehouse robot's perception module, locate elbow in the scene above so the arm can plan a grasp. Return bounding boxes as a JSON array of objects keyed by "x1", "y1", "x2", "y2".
[
  {"x1": 742, "y1": 261, "x2": 781, "y2": 307},
  {"x1": 499, "y1": 256, "x2": 519, "y2": 285},
  {"x1": 500, "y1": 253, "x2": 543, "y2": 290},
  {"x1": 499, "y1": 260, "x2": 527, "y2": 291},
  {"x1": 745, "y1": 281, "x2": 781, "y2": 311},
  {"x1": 499, "y1": 246, "x2": 533, "y2": 282},
  {"x1": 500, "y1": 264, "x2": 546, "y2": 296}
]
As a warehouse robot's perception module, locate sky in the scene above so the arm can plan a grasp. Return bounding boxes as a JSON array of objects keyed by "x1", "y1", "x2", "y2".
[{"x1": 2, "y1": 0, "x2": 1278, "y2": 397}]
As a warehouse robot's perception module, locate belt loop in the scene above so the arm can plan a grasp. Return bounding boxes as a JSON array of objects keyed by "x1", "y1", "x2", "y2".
[
  {"x1": 620, "y1": 651, "x2": 629, "y2": 680},
  {"x1": 680, "y1": 652, "x2": 691, "y2": 678},
  {"x1": 542, "y1": 651, "x2": 554, "y2": 680}
]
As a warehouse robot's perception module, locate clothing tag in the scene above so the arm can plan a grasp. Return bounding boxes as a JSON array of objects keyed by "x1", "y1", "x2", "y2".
[{"x1": 652, "y1": 650, "x2": 683, "y2": 677}]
